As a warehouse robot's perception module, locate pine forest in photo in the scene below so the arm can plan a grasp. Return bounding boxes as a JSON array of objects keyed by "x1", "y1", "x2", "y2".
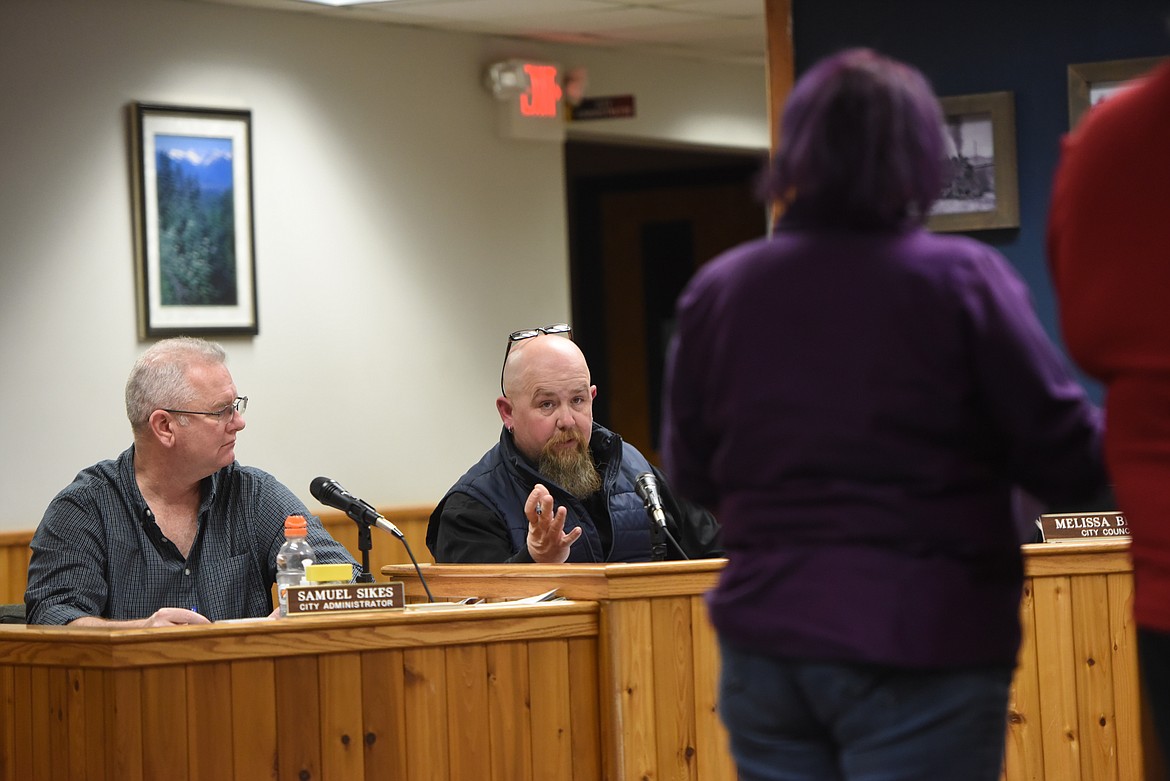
[{"x1": 154, "y1": 134, "x2": 238, "y2": 306}]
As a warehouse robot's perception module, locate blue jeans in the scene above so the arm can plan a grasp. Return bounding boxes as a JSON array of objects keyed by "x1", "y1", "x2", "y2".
[{"x1": 718, "y1": 639, "x2": 1012, "y2": 781}]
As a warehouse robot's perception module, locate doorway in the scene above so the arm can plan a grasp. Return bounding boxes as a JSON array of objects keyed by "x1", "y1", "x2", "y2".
[{"x1": 565, "y1": 139, "x2": 768, "y2": 464}]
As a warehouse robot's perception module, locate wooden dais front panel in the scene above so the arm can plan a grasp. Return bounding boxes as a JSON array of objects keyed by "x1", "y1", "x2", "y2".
[{"x1": 0, "y1": 602, "x2": 599, "y2": 781}]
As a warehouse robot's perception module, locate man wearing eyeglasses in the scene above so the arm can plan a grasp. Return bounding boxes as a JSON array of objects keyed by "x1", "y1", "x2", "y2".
[
  {"x1": 24, "y1": 337, "x2": 357, "y2": 626},
  {"x1": 427, "y1": 326, "x2": 722, "y2": 563}
]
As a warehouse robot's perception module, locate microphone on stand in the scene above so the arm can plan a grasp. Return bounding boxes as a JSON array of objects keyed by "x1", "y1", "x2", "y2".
[
  {"x1": 309, "y1": 476, "x2": 433, "y2": 601},
  {"x1": 636, "y1": 471, "x2": 684, "y2": 561},
  {"x1": 635, "y1": 472, "x2": 668, "y2": 529},
  {"x1": 310, "y1": 476, "x2": 404, "y2": 539}
]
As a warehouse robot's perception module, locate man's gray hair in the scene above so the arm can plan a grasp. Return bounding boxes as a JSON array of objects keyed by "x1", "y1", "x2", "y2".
[{"x1": 125, "y1": 337, "x2": 227, "y2": 431}]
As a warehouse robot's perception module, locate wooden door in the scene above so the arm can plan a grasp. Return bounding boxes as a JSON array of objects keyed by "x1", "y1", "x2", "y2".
[{"x1": 595, "y1": 180, "x2": 766, "y2": 462}]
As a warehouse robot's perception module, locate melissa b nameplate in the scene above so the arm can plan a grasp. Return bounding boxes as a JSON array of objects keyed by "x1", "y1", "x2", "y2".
[{"x1": 1037, "y1": 511, "x2": 1129, "y2": 543}]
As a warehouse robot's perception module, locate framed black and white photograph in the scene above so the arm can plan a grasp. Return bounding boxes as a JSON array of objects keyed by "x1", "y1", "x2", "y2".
[
  {"x1": 130, "y1": 103, "x2": 258, "y2": 338},
  {"x1": 1067, "y1": 56, "x2": 1166, "y2": 129},
  {"x1": 927, "y1": 91, "x2": 1019, "y2": 233}
]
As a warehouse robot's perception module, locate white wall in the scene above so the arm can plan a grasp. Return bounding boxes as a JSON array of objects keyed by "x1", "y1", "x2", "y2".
[{"x1": 0, "y1": 0, "x2": 767, "y2": 530}]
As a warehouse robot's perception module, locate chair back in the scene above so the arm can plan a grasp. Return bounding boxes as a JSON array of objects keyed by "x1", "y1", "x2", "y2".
[{"x1": 0, "y1": 603, "x2": 26, "y2": 624}]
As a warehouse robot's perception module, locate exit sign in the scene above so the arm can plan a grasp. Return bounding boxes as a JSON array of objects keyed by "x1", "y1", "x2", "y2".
[
  {"x1": 518, "y1": 63, "x2": 562, "y2": 118},
  {"x1": 486, "y1": 59, "x2": 566, "y2": 141}
]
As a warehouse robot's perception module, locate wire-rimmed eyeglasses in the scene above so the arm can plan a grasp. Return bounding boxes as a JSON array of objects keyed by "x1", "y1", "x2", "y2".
[
  {"x1": 162, "y1": 396, "x2": 248, "y2": 420},
  {"x1": 500, "y1": 324, "x2": 572, "y2": 396}
]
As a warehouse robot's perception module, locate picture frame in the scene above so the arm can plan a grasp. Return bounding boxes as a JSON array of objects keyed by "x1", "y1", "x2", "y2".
[
  {"x1": 927, "y1": 91, "x2": 1019, "y2": 233},
  {"x1": 1067, "y1": 56, "x2": 1166, "y2": 129},
  {"x1": 130, "y1": 102, "x2": 258, "y2": 338}
]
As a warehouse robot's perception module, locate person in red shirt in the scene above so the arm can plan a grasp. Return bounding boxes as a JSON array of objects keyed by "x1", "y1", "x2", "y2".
[{"x1": 1048, "y1": 57, "x2": 1170, "y2": 761}]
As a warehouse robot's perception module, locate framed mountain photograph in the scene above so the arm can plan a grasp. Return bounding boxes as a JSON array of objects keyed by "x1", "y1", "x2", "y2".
[{"x1": 130, "y1": 103, "x2": 258, "y2": 337}]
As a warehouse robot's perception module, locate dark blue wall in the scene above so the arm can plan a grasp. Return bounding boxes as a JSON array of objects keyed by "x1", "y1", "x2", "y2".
[{"x1": 791, "y1": 1, "x2": 1170, "y2": 399}]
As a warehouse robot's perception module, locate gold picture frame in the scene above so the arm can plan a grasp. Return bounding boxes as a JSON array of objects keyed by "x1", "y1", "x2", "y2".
[
  {"x1": 1067, "y1": 56, "x2": 1166, "y2": 129},
  {"x1": 927, "y1": 91, "x2": 1019, "y2": 233}
]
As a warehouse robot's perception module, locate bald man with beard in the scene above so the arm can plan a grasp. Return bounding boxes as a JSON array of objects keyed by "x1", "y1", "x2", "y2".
[{"x1": 428, "y1": 330, "x2": 722, "y2": 563}]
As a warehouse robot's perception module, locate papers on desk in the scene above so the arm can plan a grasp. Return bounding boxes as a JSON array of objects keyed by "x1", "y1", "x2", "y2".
[
  {"x1": 508, "y1": 588, "x2": 561, "y2": 604},
  {"x1": 403, "y1": 588, "x2": 562, "y2": 611},
  {"x1": 404, "y1": 599, "x2": 480, "y2": 612}
]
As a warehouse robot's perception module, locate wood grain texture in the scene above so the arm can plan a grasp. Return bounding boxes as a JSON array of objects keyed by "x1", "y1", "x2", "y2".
[
  {"x1": 319, "y1": 651, "x2": 366, "y2": 780},
  {"x1": 691, "y1": 595, "x2": 735, "y2": 780},
  {"x1": 444, "y1": 644, "x2": 491, "y2": 780},
  {"x1": 47, "y1": 665, "x2": 70, "y2": 781},
  {"x1": 274, "y1": 654, "x2": 322, "y2": 781},
  {"x1": 383, "y1": 560, "x2": 725, "y2": 602},
  {"x1": 0, "y1": 529, "x2": 32, "y2": 605},
  {"x1": 1003, "y1": 580, "x2": 1044, "y2": 781},
  {"x1": 1012, "y1": 543, "x2": 1163, "y2": 780},
  {"x1": 231, "y1": 657, "x2": 278, "y2": 781},
  {"x1": 1107, "y1": 571, "x2": 1146, "y2": 780},
  {"x1": 568, "y1": 636, "x2": 602, "y2": 781},
  {"x1": 606, "y1": 598, "x2": 657, "y2": 780},
  {"x1": 2, "y1": 543, "x2": 1158, "y2": 780},
  {"x1": 0, "y1": 665, "x2": 15, "y2": 781},
  {"x1": 361, "y1": 648, "x2": 408, "y2": 781},
  {"x1": 651, "y1": 595, "x2": 697, "y2": 781},
  {"x1": 1, "y1": 602, "x2": 597, "y2": 668},
  {"x1": 486, "y1": 641, "x2": 534, "y2": 781},
  {"x1": 1022, "y1": 541, "x2": 1132, "y2": 577},
  {"x1": 403, "y1": 645, "x2": 449, "y2": 781},
  {"x1": 27, "y1": 667, "x2": 51, "y2": 781},
  {"x1": 10, "y1": 666, "x2": 33, "y2": 781},
  {"x1": 1071, "y1": 574, "x2": 1118, "y2": 780},
  {"x1": 88, "y1": 670, "x2": 115, "y2": 781},
  {"x1": 111, "y1": 669, "x2": 144, "y2": 781},
  {"x1": 1033, "y1": 575, "x2": 1082, "y2": 780},
  {"x1": 528, "y1": 639, "x2": 574, "y2": 780}
]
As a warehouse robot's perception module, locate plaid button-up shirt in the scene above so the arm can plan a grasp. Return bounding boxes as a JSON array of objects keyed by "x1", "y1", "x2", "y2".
[{"x1": 25, "y1": 446, "x2": 357, "y2": 624}]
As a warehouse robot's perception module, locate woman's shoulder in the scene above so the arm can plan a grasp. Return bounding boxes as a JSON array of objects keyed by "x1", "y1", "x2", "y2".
[{"x1": 895, "y1": 228, "x2": 1014, "y2": 276}]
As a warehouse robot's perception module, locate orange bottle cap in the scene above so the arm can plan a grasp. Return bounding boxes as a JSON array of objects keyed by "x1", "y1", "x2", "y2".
[{"x1": 284, "y1": 515, "x2": 308, "y2": 536}]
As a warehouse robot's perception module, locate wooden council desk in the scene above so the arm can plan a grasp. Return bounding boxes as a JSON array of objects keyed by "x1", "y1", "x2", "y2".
[
  {"x1": 387, "y1": 543, "x2": 1163, "y2": 781},
  {"x1": 1011, "y1": 539, "x2": 1163, "y2": 781},
  {"x1": 383, "y1": 559, "x2": 735, "y2": 781},
  {"x1": 3, "y1": 545, "x2": 1159, "y2": 781},
  {"x1": 0, "y1": 601, "x2": 601, "y2": 781}
]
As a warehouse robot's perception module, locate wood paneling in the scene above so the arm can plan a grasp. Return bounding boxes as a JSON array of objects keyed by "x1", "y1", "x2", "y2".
[
  {"x1": 0, "y1": 530, "x2": 32, "y2": 605},
  {"x1": 764, "y1": 0, "x2": 793, "y2": 152},
  {"x1": 0, "y1": 603, "x2": 599, "y2": 781},
  {"x1": 6, "y1": 520, "x2": 1162, "y2": 780},
  {"x1": 384, "y1": 560, "x2": 731, "y2": 781},
  {"x1": 389, "y1": 548, "x2": 1161, "y2": 781},
  {"x1": 319, "y1": 506, "x2": 435, "y2": 577},
  {"x1": 1000, "y1": 541, "x2": 1162, "y2": 781}
]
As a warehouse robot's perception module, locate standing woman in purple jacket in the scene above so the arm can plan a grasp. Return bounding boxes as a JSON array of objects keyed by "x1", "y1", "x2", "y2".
[{"x1": 660, "y1": 48, "x2": 1107, "y2": 781}]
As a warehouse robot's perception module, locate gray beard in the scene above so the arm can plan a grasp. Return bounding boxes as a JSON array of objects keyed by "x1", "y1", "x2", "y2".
[{"x1": 538, "y1": 441, "x2": 602, "y2": 498}]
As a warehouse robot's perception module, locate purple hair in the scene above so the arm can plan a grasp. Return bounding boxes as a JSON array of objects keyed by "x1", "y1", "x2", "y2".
[{"x1": 763, "y1": 48, "x2": 946, "y2": 230}]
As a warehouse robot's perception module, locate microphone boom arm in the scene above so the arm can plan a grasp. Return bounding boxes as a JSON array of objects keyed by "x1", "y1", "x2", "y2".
[
  {"x1": 310, "y1": 476, "x2": 434, "y2": 601},
  {"x1": 635, "y1": 472, "x2": 688, "y2": 561}
]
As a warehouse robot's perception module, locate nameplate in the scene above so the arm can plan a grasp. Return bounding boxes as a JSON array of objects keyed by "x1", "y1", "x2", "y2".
[
  {"x1": 286, "y1": 581, "x2": 406, "y2": 615},
  {"x1": 1037, "y1": 511, "x2": 1129, "y2": 542}
]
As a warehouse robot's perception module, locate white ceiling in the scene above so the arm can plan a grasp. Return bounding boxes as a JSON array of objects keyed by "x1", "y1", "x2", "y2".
[{"x1": 187, "y1": 0, "x2": 767, "y2": 66}]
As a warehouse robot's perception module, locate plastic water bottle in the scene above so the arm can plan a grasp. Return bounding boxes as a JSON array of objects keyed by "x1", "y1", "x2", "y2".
[{"x1": 276, "y1": 515, "x2": 315, "y2": 617}]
